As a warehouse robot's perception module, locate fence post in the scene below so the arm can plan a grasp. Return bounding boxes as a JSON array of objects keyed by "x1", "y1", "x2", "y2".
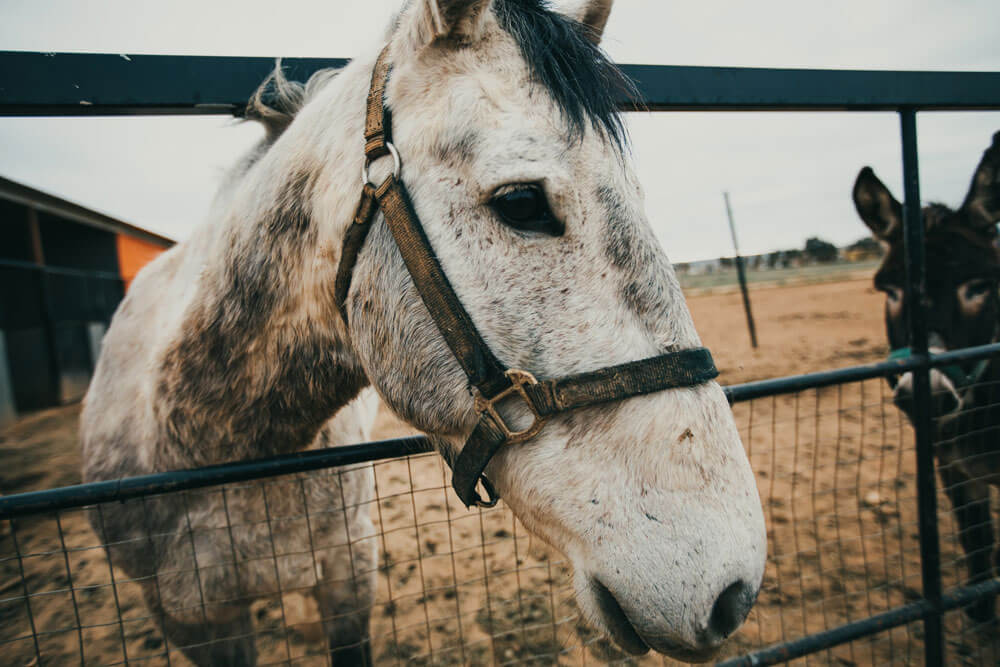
[
  {"x1": 723, "y1": 192, "x2": 759, "y2": 348},
  {"x1": 898, "y1": 107, "x2": 944, "y2": 666}
]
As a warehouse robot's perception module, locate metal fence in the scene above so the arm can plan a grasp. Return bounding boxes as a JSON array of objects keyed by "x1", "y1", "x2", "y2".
[{"x1": 1, "y1": 51, "x2": 999, "y2": 666}]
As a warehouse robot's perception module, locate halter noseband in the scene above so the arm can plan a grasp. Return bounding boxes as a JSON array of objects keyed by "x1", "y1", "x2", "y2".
[{"x1": 334, "y1": 47, "x2": 720, "y2": 507}]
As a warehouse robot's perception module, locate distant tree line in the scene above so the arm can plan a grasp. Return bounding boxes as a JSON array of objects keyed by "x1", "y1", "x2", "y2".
[{"x1": 674, "y1": 235, "x2": 883, "y2": 274}]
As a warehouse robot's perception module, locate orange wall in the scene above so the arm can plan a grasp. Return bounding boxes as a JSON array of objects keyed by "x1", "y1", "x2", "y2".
[{"x1": 116, "y1": 235, "x2": 168, "y2": 291}]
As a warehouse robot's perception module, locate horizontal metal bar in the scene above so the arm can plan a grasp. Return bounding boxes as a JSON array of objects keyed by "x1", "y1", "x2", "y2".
[
  {"x1": 725, "y1": 341, "x2": 1000, "y2": 402},
  {"x1": 624, "y1": 64, "x2": 1000, "y2": 112},
  {"x1": 0, "y1": 52, "x2": 348, "y2": 117},
  {"x1": 725, "y1": 357, "x2": 920, "y2": 403},
  {"x1": 2, "y1": 52, "x2": 999, "y2": 117},
  {"x1": 0, "y1": 257, "x2": 122, "y2": 281},
  {"x1": 716, "y1": 578, "x2": 1000, "y2": 667},
  {"x1": 929, "y1": 343, "x2": 1000, "y2": 367},
  {"x1": 3, "y1": 343, "x2": 1000, "y2": 518},
  {"x1": 0, "y1": 435, "x2": 433, "y2": 519}
]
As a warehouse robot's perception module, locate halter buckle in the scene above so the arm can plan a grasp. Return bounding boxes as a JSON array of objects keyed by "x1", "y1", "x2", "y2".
[{"x1": 474, "y1": 369, "x2": 548, "y2": 444}]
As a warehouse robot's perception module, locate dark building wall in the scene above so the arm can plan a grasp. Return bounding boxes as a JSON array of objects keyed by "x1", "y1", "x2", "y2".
[
  {"x1": 38, "y1": 212, "x2": 120, "y2": 273},
  {"x1": 1, "y1": 204, "x2": 126, "y2": 415},
  {"x1": 0, "y1": 264, "x2": 54, "y2": 410},
  {"x1": 0, "y1": 200, "x2": 33, "y2": 262},
  {"x1": 0, "y1": 179, "x2": 173, "y2": 424}
]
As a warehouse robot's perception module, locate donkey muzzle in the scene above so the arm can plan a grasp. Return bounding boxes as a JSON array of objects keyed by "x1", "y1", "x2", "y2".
[{"x1": 893, "y1": 369, "x2": 963, "y2": 421}]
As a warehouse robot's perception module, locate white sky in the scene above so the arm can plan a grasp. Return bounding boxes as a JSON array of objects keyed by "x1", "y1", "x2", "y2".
[{"x1": 1, "y1": 0, "x2": 999, "y2": 262}]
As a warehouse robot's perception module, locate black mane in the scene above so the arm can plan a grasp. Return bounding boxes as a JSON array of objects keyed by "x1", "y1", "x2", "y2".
[{"x1": 493, "y1": 0, "x2": 633, "y2": 150}]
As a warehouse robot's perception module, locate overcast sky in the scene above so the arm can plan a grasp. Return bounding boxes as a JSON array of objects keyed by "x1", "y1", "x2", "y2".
[{"x1": 1, "y1": 0, "x2": 999, "y2": 262}]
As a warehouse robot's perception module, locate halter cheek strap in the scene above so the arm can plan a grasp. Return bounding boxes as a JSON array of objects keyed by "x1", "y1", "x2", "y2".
[{"x1": 335, "y1": 46, "x2": 720, "y2": 508}]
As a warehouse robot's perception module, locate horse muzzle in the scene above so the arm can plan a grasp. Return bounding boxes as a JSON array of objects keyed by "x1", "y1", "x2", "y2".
[{"x1": 576, "y1": 570, "x2": 760, "y2": 661}]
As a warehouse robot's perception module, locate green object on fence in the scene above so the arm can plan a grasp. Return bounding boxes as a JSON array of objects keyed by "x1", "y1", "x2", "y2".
[{"x1": 887, "y1": 346, "x2": 990, "y2": 389}]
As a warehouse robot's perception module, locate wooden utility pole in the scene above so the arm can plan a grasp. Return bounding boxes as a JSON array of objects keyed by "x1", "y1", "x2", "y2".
[{"x1": 723, "y1": 192, "x2": 759, "y2": 348}]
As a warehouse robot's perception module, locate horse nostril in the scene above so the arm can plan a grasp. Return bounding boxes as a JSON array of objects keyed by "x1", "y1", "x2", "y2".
[{"x1": 708, "y1": 580, "x2": 755, "y2": 640}]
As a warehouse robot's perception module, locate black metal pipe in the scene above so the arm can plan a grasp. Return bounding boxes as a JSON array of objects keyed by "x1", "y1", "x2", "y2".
[
  {"x1": 716, "y1": 579, "x2": 1000, "y2": 667},
  {"x1": 928, "y1": 342, "x2": 1000, "y2": 366},
  {"x1": 898, "y1": 107, "x2": 944, "y2": 666},
  {"x1": 0, "y1": 435, "x2": 433, "y2": 519},
  {"x1": 717, "y1": 600, "x2": 933, "y2": 667},
  {"x1": 2, "y1": 52, "x2": 1000, "y2": 117},
  {"x1": 3, "y1": 341, "x2": 1000, "y2": 519},
  {"x1": 723, "y1": 341, "x2": 1000, "y2": 403},
  {"x1": 734, "y1": 257, "x2": 759, "y2": 348},
  {"x1": 724, "y1": 356, "x2": 923, "y2": 403},
  {"x1": 723, "y1": 192, "x2": 758, "y2": 348}
]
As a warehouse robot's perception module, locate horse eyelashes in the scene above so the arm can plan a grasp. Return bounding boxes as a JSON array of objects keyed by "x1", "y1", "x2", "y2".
[{"x1": 489, "y1": 184, "x2": 564, "y2": 236}]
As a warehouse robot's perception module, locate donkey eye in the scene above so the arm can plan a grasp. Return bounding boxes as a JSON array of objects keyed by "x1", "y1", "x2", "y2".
[
  {"x1": 489, "y1": 185, "x2": 564, "y2": 236},
  {"x1": 961, "y1": 279, "x2": 992, "y2": 301},
  {"x1": 879, "y1": 284, "x2": 903, "y2": 302}
]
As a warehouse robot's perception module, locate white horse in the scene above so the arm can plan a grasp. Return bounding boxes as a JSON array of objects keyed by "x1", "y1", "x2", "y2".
[{"x1": 81, "y1": 0, "x2": 767, "y2": 663}]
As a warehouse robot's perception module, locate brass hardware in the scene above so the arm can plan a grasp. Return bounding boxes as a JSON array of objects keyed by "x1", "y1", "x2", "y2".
[{"x1": 474, "y1": 369, "x2": 549, "y2": 444}]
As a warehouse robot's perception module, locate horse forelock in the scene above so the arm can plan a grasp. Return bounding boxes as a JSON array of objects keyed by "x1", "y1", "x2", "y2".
[
  {"x1": 492, "y1": 0, "x2": 633, "y2": 151},
  {"x1": 244, "y1": 0, "x2": 632, "y2": 156}
]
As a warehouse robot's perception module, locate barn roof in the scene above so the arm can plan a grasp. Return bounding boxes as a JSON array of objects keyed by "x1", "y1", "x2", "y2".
[{"x1": 0, "y1": 174, "x2": 174, "y2": 248}]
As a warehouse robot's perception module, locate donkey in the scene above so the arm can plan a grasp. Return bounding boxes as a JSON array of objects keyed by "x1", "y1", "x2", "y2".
[
  {"x1": 853, "y1": 131, "x2": 1000, "y2": 624},
  {"x1": 81, "y1": 0, "x2": 767, "y2": 662}
]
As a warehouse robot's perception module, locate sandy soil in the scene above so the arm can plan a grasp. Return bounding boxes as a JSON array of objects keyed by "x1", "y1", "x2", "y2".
[{"x1": 1, "y1": 278, "x2": 998, "y2": 666}]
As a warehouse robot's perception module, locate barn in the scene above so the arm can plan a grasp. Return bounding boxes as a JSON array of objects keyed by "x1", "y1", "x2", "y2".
[{"x1": 0, "y1": 176, "x2": 172, "y2": 424}]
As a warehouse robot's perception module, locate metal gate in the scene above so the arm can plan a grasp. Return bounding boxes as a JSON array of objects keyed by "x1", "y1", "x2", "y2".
[{"x1": 1, "y1": 52, "x2": 999, "y2": 665}]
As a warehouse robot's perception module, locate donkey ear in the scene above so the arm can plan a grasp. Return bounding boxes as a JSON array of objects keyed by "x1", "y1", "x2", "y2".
[
  {"x1": 401, "y1": 0, "x2": 493, "y2": 50},
  {"x1": 959, "y1": 131, "x2": 1000, "y2": 230},
  {"x1": 566, "y1": 0, "x2": 614, "y2": 45},
  {"x1": 853, "y1": 166, "x2": 903, "y2": 241}
]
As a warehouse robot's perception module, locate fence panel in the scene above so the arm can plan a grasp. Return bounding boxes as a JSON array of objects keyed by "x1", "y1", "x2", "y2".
[
  {"x1": 3, "y1": 359, "x2": 999, "y2": 665},
  {"x1": 0, "y1": 454, "x2": 588, "y2": 666},
  {"x1": 1, "y1": 50, "x2": 999, "y2": 665}
]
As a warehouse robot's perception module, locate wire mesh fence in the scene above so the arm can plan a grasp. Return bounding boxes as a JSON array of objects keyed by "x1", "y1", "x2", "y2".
[
  {"x1": 934, "y1": 375, "x2": 1000, "y2": 667},
  {"x1": 1, "y1": 453, "x2": 595, "y2": 666},
  {"x1": 2, "y1": 360, "x2": 999, "y2": 665},
  {"x1": 729, "y1": 379, "x2": 924, "y2": 665}
]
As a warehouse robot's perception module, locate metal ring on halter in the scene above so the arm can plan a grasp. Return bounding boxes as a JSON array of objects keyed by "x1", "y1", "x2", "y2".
[{"x1": 361, "y1": 141, "x2": 401, "y2": 186}]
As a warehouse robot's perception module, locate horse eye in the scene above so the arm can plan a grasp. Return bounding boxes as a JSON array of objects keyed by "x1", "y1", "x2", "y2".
[{"x1": 489, "y1": 185, "x2": 564, "y2": 236}]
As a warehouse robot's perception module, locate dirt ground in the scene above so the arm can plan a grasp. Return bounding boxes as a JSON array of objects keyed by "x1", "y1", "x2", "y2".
[{"x1": 2, "y1": 278, "x2": 998, "y2": 666}]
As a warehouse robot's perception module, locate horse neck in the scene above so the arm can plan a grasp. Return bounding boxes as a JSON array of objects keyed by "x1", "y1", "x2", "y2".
[{"x1": 153, "y1": 60, "x2": 375, "y2": 468}]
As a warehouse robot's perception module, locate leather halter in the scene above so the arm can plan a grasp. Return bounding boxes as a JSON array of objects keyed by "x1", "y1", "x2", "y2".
[{"x1": 335, "y1": 47, "x2": 720, "y2": 507}]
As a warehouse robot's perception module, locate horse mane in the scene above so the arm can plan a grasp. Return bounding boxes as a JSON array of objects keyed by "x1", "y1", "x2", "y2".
[
  {"x1": 243, "y1": 60, "x2": 341, "y2": 142},
  {"x1": 242, "y1": 0, "x2": 635, "y2": 151}
]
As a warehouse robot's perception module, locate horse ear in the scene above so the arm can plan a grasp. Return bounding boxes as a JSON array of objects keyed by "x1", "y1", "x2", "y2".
[
  {"x1": 853, "y1": 166, "x2": 903, "y2": 242},
  {"x1": 566, "y1": 0, "x2": 614, "y2": 45},
  {"x1": 401, "y1": 0, "x2": 493, "y2": 50},
  {"x1": 959, "y1": 131, "x2": 1000, "y2": 230}
]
